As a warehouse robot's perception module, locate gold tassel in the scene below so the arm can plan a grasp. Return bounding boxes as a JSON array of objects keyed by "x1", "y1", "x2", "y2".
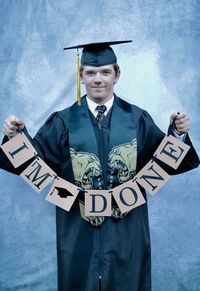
[{"x1": 77, "y1": 49, "x2": 81, "y2": 105}]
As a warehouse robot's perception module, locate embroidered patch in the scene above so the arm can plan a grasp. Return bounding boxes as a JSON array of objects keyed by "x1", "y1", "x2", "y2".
[
  {"x1": 70, "y1": 148, "x2": 103, "y2": 190},
  {"x1": 108, "y1": 138, "x2": 137, "y2": 187}
]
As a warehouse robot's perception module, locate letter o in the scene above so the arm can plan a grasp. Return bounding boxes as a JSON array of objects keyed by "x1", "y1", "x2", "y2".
[{"x1": 119, "y1": 187, "x2": 138, "y2": 206}]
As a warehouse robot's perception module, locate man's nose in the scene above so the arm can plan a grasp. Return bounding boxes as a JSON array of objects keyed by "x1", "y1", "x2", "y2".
[{"x1": 94, "y1": 72, "x2": 102, "y2": 83}]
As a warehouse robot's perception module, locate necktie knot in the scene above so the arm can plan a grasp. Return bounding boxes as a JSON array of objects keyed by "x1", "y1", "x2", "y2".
[
  {"x1": 96, "y1": 105, "x2": 107, "y2": 123},
  {"x1": 96, "y1": 105, "x2": 107, "y2": 114}
]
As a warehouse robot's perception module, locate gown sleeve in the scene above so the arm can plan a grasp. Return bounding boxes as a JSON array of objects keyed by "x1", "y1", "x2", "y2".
[
  {"x1": 137, "y1": 110, "x2": 165, "y2": 171},
  {"x1": 137, "y1": 110, "x2": 199, "y2": 174},
  {"x1": 0, "y1": 111, "x2": 69, "y2": 175},
  {"x1": 32, "y1": 111, "x2": 69, "y2": 173},
  {"x1": 0, "y1": 135, "x2": 15, "y2": 172},
  {"x1": 167, "y1": 124, "x2": 200, "y2": 173}
]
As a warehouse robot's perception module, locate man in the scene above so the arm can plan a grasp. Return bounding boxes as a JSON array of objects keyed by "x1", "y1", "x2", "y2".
[{"x1": 1, "y1": 41, "x2": 199, "y2": 291}]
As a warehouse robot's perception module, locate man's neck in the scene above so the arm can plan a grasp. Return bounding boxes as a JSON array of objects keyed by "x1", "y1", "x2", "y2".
[
  {"x1": 86, "y1": 94, "x2": 114, "y2": 105},
  {"x1": 86, "y1": 96, "x2": 114, "y2": 116}
]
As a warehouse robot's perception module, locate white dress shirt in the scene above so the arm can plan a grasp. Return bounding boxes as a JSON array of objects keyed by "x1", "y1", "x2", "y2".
[{"x1": 86, "y1": 96, "x2": 114, "y2": 118}]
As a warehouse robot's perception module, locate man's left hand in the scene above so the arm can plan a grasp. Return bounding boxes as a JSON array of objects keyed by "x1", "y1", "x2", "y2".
[{"x1": 170, "y1": 112, "x2": 190, "y2": 135}]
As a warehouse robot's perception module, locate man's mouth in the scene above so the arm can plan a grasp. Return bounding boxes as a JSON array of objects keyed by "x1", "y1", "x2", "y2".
[{"x1": 91, "y1": 86, "x2": 105, "y2": 89}]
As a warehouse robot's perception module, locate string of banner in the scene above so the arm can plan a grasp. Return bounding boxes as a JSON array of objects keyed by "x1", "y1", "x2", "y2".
[{"x1": 1, "y1": 132, "x2": 190, "y2": 217}]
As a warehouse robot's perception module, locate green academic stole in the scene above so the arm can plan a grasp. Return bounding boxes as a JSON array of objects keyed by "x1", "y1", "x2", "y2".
[{"x1": 68, "y1": 95, "x2": 138, "y2": 226}]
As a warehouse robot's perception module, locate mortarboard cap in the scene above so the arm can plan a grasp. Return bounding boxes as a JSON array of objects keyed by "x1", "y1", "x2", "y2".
[
  {"x1": 64, "y1": 40, "x2": 132, "y2": 67},
  {"x1": 53, "y1": 186, "x2": 74, "y2": 199},
  {"x1": 64, "y1": 40, "x2": 132, "y2": 105}
]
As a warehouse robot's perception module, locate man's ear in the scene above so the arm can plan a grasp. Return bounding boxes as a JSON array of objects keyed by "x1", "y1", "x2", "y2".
[
  {"x1": 115, "y1": 69, "x2": 121, "y2": 84},
  {"x1": 80, "y1": 69, "x2": 84, "y2": 84},
  {"x1": 80, "y1": 76, "x2": 84, "y2": 84}
]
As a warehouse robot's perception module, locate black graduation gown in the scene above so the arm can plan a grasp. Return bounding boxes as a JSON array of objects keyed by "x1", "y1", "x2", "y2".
[{"x1": 0, "y1": 96, "x2": 199, "y2": 291}]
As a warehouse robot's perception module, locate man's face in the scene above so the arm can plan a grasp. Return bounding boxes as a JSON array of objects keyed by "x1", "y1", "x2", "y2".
[{"x1": 80, "y1": 64, "x2": 120, "y2": 104}]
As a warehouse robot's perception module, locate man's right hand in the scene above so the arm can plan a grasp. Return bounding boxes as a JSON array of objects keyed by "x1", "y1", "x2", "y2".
[{"x1": 3, "y1": 115, "x2": 25, "y2": 138}]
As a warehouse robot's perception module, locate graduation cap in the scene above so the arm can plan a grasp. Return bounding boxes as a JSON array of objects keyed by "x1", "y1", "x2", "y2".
[{"x1": 64, "y1": 40, "x2": 132, "y2": 105}]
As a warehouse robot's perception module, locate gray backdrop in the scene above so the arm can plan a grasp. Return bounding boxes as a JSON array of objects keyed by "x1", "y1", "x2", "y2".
[{"x1": 0, "y1": 1, "x2": 199, "y2": 290}]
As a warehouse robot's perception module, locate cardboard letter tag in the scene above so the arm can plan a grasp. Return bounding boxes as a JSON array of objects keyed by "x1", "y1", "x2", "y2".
[
  {"x1": 85, "y1": 190, "x2": 112, "y2": 217},
  {"x1": 111, "y1": 180, "x2": 146, "y2": 214},
  {"x1": 135, "y1": 160, "x2": 170, "y2": 195},
  {"x1": 1, "y1": 132, "x2": 37, "y2": 168},
  {"x1": 153, "y1": 134, "x2": 190, "y2": 169},
  {"x1": 20, "y1": 157, "x2": 56, "y2": 193},
  {"x1": 46, "y1": 177, "x2": 79, "y2": 211}
]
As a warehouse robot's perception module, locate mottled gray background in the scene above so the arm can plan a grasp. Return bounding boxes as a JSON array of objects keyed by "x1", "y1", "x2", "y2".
[{"x1": 0, "y1": 1, "x2": 199, "y2": 290}]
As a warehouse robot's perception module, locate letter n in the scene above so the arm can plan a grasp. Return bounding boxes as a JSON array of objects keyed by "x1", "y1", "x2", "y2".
[{"x1": 136, "y1": 160, "x2": 170, "y2": 195}]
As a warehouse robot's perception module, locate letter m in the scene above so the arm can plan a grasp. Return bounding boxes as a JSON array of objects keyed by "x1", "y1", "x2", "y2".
[
  {"x1": 20, "y1": 158, "x2": 55, "y2": 193},
  {"x1": 25, "y1": 161, "x2": 52, "y2": 189}
]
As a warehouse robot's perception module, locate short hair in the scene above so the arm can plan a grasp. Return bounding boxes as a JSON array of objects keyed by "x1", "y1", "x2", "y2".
[{"x1": 113, "y1": 64, "x2": 120, "y2": 77}]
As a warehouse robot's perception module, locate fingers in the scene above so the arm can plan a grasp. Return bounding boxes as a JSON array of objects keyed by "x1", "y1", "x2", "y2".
[
  {"x1": 3, "y1": 115, "x2": 25, "y2": 137},
  {"x1": 170, "y1": 113, "x2": 178, "y2": 124},
  {"x1": 170, "y1": 112, "x2": 190, "y2": 135}
]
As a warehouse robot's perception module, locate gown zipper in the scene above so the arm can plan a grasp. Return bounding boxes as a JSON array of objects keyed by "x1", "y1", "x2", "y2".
[
  {"x1": 99, "y1": 225, "x2": 103, "y2": 291},
  {"x1": 98, "y1": 122, "x2": 103, "y2": 291}
]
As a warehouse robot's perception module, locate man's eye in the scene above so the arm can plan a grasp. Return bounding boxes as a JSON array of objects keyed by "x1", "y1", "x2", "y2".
[
  {"x1": 102, "y1": 71, "x2": 110, "y2": 75},
  {"x1": 86, "y1": 72, "x2": 95, "y2": 76}
]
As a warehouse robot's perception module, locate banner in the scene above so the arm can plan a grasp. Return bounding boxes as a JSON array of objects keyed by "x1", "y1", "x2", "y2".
[{"x1": 1, "y1": 133, "x2": 190, "y2": 216}]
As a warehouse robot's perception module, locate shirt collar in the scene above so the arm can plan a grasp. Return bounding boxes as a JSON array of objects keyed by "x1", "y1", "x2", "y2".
[{"x1": 86, "y1": 96, "x2": 114, "y2": 117}]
